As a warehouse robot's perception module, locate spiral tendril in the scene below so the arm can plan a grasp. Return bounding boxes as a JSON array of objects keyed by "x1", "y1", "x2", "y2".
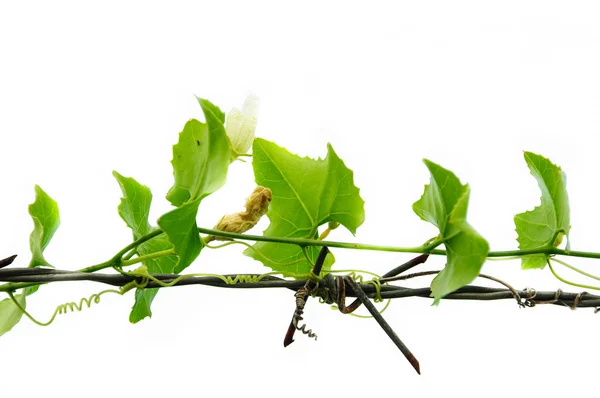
[
  {"x1": 6, "y1": 279, "x2": 147, "y2": 327},
  {"x1": 292, "y1": 286, "x2": 317, "y2": 341},
  {"x1": 206, "y1": 240, "x2": 308, "y2": 268}
]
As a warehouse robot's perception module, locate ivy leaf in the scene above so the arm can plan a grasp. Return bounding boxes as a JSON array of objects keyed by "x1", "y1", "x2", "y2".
[
  {"x1": 247, "y1": 139, "x2": 365, "y2": 277},
  {"x1": 113, "y1": 172, "x2": 178, "y2": 323},
  {"x1": 413, "y1": 159, "x2": 489, "y2": 303},
  {"x1": 514, "y1": 152, "x2": 570, "y2": 269},
  {"x1": 159, "y1": 99, "x2": 231, "y2": 272},
  {"x1": 0, "y1": 293, "x2": 26, "y2": 337},
  {"x1": 28, "y1": 185, "x2": 60, "y2": 268}
]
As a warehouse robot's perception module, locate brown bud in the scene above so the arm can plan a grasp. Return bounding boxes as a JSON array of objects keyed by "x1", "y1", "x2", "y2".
[{"x1": 209, "y1": 186, "x2": 272, "y2": 241}]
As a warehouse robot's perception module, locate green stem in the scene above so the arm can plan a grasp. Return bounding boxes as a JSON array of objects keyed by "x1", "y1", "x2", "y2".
[
  {"x1": 198, "y1": 227, "x2": 426, "y2": 253},
  {"x1": 547, "y1": 259, "x2": 600, "y2": 291},
  {"x1": 80, "y1": 229, "x2": 164, "y2": 273},
  {"x1": 198, "y1": 227, "x2": 600, "y2": 261},
  {"x1": 0, "y1": 229, "x2": 165, "y2": 293},
  {"x1": 121, "y1": 249, "x2": 175, "y2": 267},
  {"x1": 551, "y1": 257, "x2": 600, "y2": 282},
  {"x1": 0, "y1": 281, "x2": 44, "y2": 293}
]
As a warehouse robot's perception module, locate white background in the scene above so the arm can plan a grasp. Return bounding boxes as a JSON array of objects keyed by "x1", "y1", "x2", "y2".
[{"x1": 1, "y1": 1, "x2": 599, "y2": 396}]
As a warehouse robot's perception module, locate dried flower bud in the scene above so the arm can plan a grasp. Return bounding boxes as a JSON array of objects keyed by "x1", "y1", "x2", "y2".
[
  {"x1": 209, "y1": 186, "x2": 272, "y2": 241},
  {"x1": 225, "y1": 94, "x2": 259, "y2": 157}
]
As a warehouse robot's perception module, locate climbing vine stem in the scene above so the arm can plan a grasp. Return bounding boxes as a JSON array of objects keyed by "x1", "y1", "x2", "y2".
[{"x1": 195, "y1": 227, "x2": 600, "y2": 260}]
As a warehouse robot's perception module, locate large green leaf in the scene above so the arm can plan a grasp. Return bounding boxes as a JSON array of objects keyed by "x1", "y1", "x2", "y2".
[
  {"x1": 113, "y1": 172, "x2": 178, "y2": 323},
  {"x1": 159, "y1": 99, "x2": 231, "y2": 272},
  {"x1": 0, "y1": 293, "x2": 26, "y2": 337},
  {"x1": 28, "y1": 185, "x2": 60, "y2": 268},
  {"x1": 514, "y1": 152, "x2": 570, "y2": 269},
  {"x1": 247, "y1": 139, "x2": 364, "y2": 277},
  {"x1": 165, "y1": 99, "x2": 230, "y2": 207},
  {"x1": 413, "y1": 159, "x2": 489, "y2": 303}
]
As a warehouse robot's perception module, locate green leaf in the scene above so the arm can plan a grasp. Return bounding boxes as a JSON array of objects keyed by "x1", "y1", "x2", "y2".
[
  {"x1": 157, "y1": 199, "x2": 203, "y2": 274},
  {"x1": 247, "y1": 139, "x2": 365, "y2": 277},
  {"x1": 413, "y1": 159, "x2": 489, "y2": 303},
  {"x1": 113, "y1": 171, "x2": 152, "y2": 239},
  {"x1": 160, "y1": 99, "x2": 231, "y2": 272},
  {"x1": 28, "y1": 185, "x2": 60, "y2": 268},
  {"x1": 0, "y1": 292, "x2": 26, "y2": 337},
  {"x1": 196, "y1": 95, "x2": 225, "y2": 124},
  {"x1": 113, "y1": 172, "x2": 178, "y2": 323},
  {"x1": 165, "y1": 100, "x2": 230, "y2": 207},
  {"x1": 514, "y1": 152, "x2": 570, "y2": 269},
  {"x1": 129, "y1": 234, "x2": 178, "y2": 322}
]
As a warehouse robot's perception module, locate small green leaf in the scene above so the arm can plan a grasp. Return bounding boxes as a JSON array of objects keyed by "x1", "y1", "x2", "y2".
[
  {"x1": 413, "y1": 160, "x2": 464, "y2": 235},
  {"x1": 113, "y1": 171, "x2": 152, "y2": 239},
  {"x1": 160, "y1": 99, "x2": 231, "y2": 272},
  {"x1": 247, "y1": 139, "x2": 364, "y2": 277},
  {"x1": 28, "y1": 185, "x2": 60, "y2": 268},
  {"x1": 157, "y1": 199, "x2": 203, "y2": 274},
  {"x1": 0, "y1": 293, "x2": 26, "y2": 337},
  {"x1": 514, "y1": 152, "x2": 570, "y2": 269},
  {"x1": 113, "y1": 172, "x2": 178, "y2": 323},
  {"x1": 413, "y1": 160, "x2": 489, "y2": 302}
]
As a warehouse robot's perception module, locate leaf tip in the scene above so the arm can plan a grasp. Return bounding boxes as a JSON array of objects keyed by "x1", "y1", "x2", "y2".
[{"x1": 32, "y1": 184, "x2": 48, "y2": 199}]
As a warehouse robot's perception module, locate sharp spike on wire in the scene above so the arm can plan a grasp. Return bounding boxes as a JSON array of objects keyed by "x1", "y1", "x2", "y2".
[
  {"x1": 0, "y1": 255, "x2": 17, "y2": 269},
  {"x1": 345, "y1": 277, "x2": 421, "y2": 375}
]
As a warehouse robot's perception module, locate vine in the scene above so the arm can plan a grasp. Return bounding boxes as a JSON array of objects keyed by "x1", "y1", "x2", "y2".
[
  {"x1": 1, "y1": 93, "x2": 599, "y2": 374},
  {"x1": 6, "y1": 280, "x2": 143, "y2": 327}
]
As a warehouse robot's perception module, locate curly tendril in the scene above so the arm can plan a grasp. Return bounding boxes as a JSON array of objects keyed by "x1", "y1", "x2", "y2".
[
  {"x1": 206, "y1": 239, "x2": 308, "y2": 268},
  {"x1": 6, "y1": 279, "x2": 147, "y2": 327},
  {"x1": 126, "y1": 265, "x2": 284, "y2": 288}
]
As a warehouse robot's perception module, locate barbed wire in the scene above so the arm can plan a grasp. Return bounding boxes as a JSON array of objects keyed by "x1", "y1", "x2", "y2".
[
  {"x1": 1, "y1": 265, "x2": 599, "y2": 310},
  {"x1": 2, "y1": 251, "x2": 598, "y2": 374}
]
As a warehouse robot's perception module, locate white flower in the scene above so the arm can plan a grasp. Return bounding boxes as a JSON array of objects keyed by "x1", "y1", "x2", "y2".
[{"x1": 225, "y1": 94, "x2": 259, "y2": 156}]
